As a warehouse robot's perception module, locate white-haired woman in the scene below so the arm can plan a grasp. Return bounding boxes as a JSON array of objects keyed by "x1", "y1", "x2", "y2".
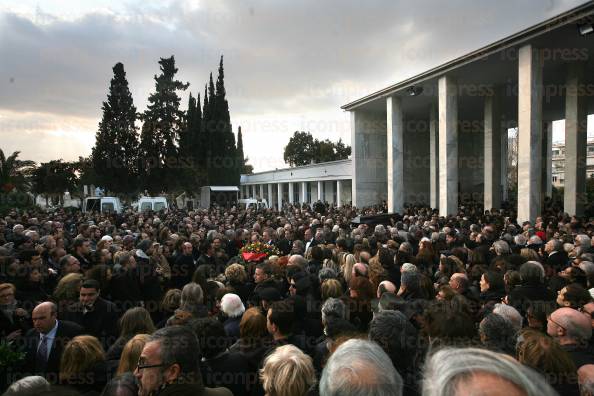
[{"x1": 220, "y1": 293, "x2": 245, "y2": 341}]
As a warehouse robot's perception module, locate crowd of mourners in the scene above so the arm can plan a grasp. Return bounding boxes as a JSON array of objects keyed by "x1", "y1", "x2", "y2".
[{"x1": 2, "y1": 200, "x2": 594, "y2": 396}]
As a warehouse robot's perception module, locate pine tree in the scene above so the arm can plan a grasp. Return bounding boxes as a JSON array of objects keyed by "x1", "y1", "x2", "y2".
[
  {"x1": 139, "y1": 56, "x2": 189, "y2": 193},
  {"x1": 91, "y1": 62, "x2": 138, "y2": 194}
]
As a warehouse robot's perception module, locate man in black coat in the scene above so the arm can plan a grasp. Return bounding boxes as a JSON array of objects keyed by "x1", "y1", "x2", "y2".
[
  {"x1": 171, "y1": 242, "x2": 196, "y2": 289},
  {"x1": 110, "y1": 252, "x2": 143, "y2": 311},
  {"x1": 22, "y1": 301, "x2": 83, "y2": 383},
  {"x1": 134, "y1": 239, "x2": 163, "y2": 317},
  {"x1": 544, "y1": 239, "x2": 569, "y2": 271},
  {"x1": 61, "y1": 279, "x2": 119, "y2": 349}
]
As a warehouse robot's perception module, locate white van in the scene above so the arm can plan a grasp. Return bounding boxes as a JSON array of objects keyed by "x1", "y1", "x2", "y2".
[
  {"x1": 83, "y1": 197, "x2": 123, "y2": 214},
  {"x1": 137, "y1": 197, "x2": 168, "y2": 212},
  {"x1": 238, "y1": 198, "x2": 268, "y2": 210}
]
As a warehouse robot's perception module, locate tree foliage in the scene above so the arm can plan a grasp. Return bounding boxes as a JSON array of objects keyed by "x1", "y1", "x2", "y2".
[
  {"x1": 203, "y1": 56, "x2": 239, "y2": 185},
  {"x1": 0, "y1": 149, "x2": 35, "y2": 193},
  {"x1": 91, "y1": 62, "x2": 139, "y2": 194},
  {"x1": 283, "y1": 131, "x2": 351, "y2": 167},
  {"x1": 139, "y1": 56, "x2": 189, "y2": 193},
  {"x1": 31, "y1": 160, "x2": 78, "y2": 205}
]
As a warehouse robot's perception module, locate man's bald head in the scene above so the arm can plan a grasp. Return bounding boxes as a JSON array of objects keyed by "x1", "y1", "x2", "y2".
[
  {"x1": 33, "y1": 301, "x2": 56, "y2": 316},
  {"x1": 32, "y1": 302, "x2": 57, "y2": 334},
  {"x1": 353, "y1": 263, "x2": 368, "y2": 278},
  {"x1": 578, "y1": 364, "x2": 594, "y2": 394},
  {"x1": 377, "y1": 280, "x2": 396, "y2": 299},
  {"x1": 548, "y1": 307, "x2": 592, "y2": 344}
]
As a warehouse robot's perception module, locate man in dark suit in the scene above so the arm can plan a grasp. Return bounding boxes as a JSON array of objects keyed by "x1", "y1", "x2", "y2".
[
  {"x1": 23, "y1": 301, "x2": 82, "y2": 383},
  {"x1": 171, "y1": 242, "x2": 196, "y2": 289},
  {"x1": 61, "y1": 279, "x2": 119, "y2": 349},
  {"x1": 545, "y1": 239, "x2": 569, "y2": 271}
]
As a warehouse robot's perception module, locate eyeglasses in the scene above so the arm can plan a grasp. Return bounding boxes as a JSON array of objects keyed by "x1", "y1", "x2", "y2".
[
  {"x1": 289, "y1": 283, "x2": 297, "y2": 288},
  {"x1": 136, "y1": 359, "x2": 167, "y2": 371}
]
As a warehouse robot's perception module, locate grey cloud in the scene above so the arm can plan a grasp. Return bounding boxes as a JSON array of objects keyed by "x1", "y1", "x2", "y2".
[{"x1": 0, "y1": 0, "x2": 588, "y2": 171}]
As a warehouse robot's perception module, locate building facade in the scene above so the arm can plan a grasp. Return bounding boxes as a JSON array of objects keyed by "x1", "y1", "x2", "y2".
[
  {"x1": 241, "y1": 3, "x2": 594, "y2": 222},
  {"x1": 240, "y1": 159, "x2": 353, "y2": 210},
  {"x1": 552, "y1": 139, "x2": 594, "y2": 187}
]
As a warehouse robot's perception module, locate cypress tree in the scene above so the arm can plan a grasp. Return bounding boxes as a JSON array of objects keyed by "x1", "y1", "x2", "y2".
[
  {"x1": 139, "y1": 56, "x2": 189, "y2": 193},
  {"x1": 179, "y1": 93, "x2": 195, "y2": 160},
  {"x1": 201, "y1": 84, "x2": 210, "y2": 176},
  {"x1": 211, "y1": 56, "x2": 237, "y2": 185},
  {"x1": 91, "y1": 62, "x2": 138, "y2": 194},
  {"x1": 191, "y1": 93, "x2": 202, "y2": 169},
  {"x1": 236, "y1": 126, "x2": 245, "y2": 175},
  {"x1": 207, "y1": 72, "x2": 217, "y2": 181}
]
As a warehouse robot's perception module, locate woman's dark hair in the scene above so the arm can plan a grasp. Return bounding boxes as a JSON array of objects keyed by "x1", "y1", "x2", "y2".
[
  {"x1": 378, "y1": 247, "x2": 395, "y2": 269},
  {"x1": 85, "y1": 264, "x2": 111, "y2": 292},
  {"x1": 423, "y1": 300, "x2": 478, "y2": 348},
  {"x1": 349, "y1": 276, "x2": 375, "y2": 301},
  {"x1": 119, "y1": 307, "x2": 156, "y2": 338},
  {"x1": 483, "y1": 271, "x2": 505, "y2": 292}
]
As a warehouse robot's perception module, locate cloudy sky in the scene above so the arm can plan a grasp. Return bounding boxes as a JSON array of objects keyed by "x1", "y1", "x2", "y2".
[{"x1": 0, "y1": 0, "x2": 591, "y2": 172}]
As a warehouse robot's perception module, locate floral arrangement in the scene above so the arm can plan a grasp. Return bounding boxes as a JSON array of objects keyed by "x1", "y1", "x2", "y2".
[
  {"x1": 0, "y1": 340, "x2": 25, "y2": 367},
  {"x1": 240, "y1": 242, "x2": 280, "y2": 262}
]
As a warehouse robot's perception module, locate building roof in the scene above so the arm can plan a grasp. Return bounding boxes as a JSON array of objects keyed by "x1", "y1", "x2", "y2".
[
  {"x1": 341, "y1": 2, "x2": 594, "y2": 111},
  {"x1": 205, "y1": 186, "x2": 240, "y2": 192}
]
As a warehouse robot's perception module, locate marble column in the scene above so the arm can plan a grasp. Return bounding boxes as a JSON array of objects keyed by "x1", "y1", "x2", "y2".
[
  {"x1": 484, "y1": 93, "x2": 502, "y2": 210},
  {"x1": 501, "y1": 129, "x2": 509, "y2": 202},
  {"x1": 542, "y1": 121, "x2": 553, "y2": 200},
  {"x1": 288, "y1": 182, "x2": 294, "y2": 204},
  {"x1": 317, "y1": 181, "x2": 323, "y2": 201},
  {"x1": 277, "y1": 183, "x2": 283, "y2": 211},
  {"x1": 258, "y1": 184, "x2": 264, "y2": 200},
  {"x1": 564, "y1": 64, "x2": 587, "y2": 217},
  {"x1": 336, "y1": 180, "x2": 343, "y2": 207},
  {"x1": 438, "y1": 75, "x2": 458, "y2": 216},
  {"x1": 429, "y1": 103, "x2": 439, "y2": 209},
  {"x1": 517, "y1": 44, "x2": 543, "y2": 223},
  {"x1": 267, "y1": 184, "x2": 274, "y2": 207},
  {"x1": 387, "y1": 96, "x2": 405, "y2": 213},
  {"x1": 351, "y1": 110, "x2": 388, "y2": 207},
  {"x1": 301, "y1": 182, "x2": 307, "y2": 203},
  {"x1": 325, "y1": 181, "x2": 335, "y2": 204}
]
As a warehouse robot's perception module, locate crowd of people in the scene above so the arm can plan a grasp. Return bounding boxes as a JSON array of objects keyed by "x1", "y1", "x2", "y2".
[{"x1": 1, "y1": 201, "x2": 594, "y2": 396}]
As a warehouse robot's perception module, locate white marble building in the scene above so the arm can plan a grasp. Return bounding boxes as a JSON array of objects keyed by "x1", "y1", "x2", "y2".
[
  {"x1": 241, "y1": 3, "x2": 594, "y2": 222},
  {"x1": 240, "y1": 159, "x2": 352, "y2": 210}
]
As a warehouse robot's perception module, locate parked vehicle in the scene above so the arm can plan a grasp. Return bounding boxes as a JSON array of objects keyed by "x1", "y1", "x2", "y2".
[
  {"x1": 200, "y1": 186, "x2": 240, "y2": 208},
  {"x1": 83, "y1": 197, "x2": 123, "y2": 214},
  {"x1": 136, "y1": 196, "x2": 168, "y2": 212},
  {"x1": 238, "y1": 198, "x2": 268, "y2": 210}
]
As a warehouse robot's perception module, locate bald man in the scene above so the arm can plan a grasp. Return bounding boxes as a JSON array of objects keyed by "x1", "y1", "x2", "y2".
[
  {"x1": 377, "y1": 280, "x2": 397, "y2": 299},
  {"x1": 352, "y1": 263, "x2": 369, "y2": 280},
  {"x1": 578, "y1": 364, "x2": 594, "y2": 396},
  {"x1": 23, "y1": 302, "x2": 82, "y2": 382},
  {"x1": 547, "y1": 307, "x2": 594, "y2": 370}
]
